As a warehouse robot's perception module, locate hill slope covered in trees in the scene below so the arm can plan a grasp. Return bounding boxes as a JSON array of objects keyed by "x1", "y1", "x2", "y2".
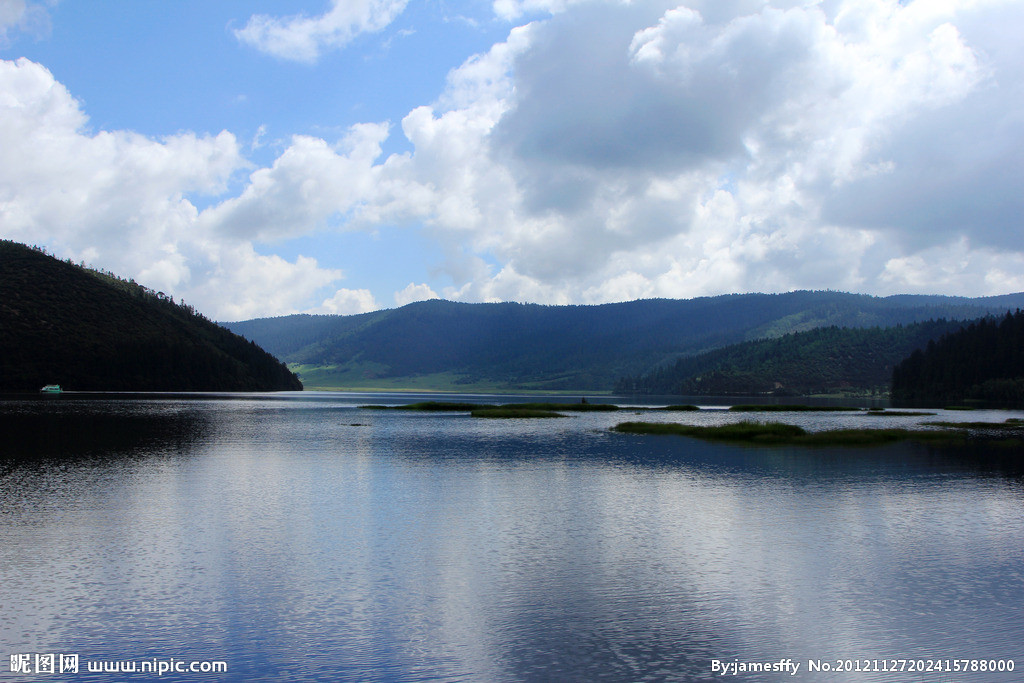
[
  {"x1": 891, "y1": 311, "x2": 1024, "y2": 405},
  {"x1": 615, "y1": 320, "x2": 967, "y2": 397},
  {"x1": 226, "y1": 292, "x2": 1024, "y2": 392},
  {"x1": 0, "y1": 240, "x2": 302, "y2": 392}
]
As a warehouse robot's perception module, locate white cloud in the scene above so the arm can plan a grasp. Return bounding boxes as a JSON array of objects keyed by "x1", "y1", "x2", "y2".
[
  {"x1": 223, "y1": 0, "x2": 1024, "y2": 307},
  {"x1": 880, "y1": 237, "x2": 1024, "y2": 295},
  {"x1": 366, "y1": 0, "x2": 1024, "y2": 303},
  {"x1": 197, "y1": 123, "x2": 390, "y2": 243},
  {"x1": 0, "y1": 57, "x2": 344, "y2": 320},
  {"x1": 394, "y1": 282, "x2": 439, "y2": 306},
  {"x1": 234, "y1": 0, "x2": 410, "y2": 63},
  {"x1": 491, "y1": 0, "x2": 593, "y2": 22},
  {"x1": 4, "y1": 0, "x2": 1024, "y2": 324},
  {"x1": 312, "y1": 287, "x2": 381, "y2": 315},
  {"x1": 195, "y1": 245, "x2": 343, "y2": 322},
  {"x1": 0, "y1": 58, "x2": 242, "y2": 279}
]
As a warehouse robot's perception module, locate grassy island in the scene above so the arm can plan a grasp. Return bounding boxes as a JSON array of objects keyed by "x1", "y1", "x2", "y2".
[
  {"x1": 614, "y1": 421, "x2": 807, "y2": 442},
  {"x1": 923, "y1": 418, "x2": 1024, "y2": 430},
  {"x1": 610, "y1": 420, "x2": 1024, "y2": 447}
]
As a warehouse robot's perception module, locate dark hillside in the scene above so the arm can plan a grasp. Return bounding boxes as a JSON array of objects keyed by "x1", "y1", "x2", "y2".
[
  {"x1": 616, "y1": 319, "x2": 967, "y2": 397},
  {"x1": 0, "y1": 240, "x2": 302, "y2": 392},
  {"x1": 891, "y1": 310, "x2": 1024, "y2": 405}
]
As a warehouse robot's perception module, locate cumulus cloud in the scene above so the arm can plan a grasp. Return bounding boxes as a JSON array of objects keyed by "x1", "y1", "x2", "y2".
[
  {"x1": 234, "y1": 0, "x2": 410, "y2": 63},
  {"x1": 196, "y1": 245, "x2": 343, "y2": 322},
  {"x1": 221, "y1": 0, "x2": 1024, "y2": 305},
  {"x1": 0, "y1": 57, "x2": 344, "y2": 320},
  {"x1": 879, "y1": 237, "x2": 1024, "y2": 295},
  {"x1": 197, "y1": 123, "x2": 390, "y2": 242},
  {"x1": 394, "y1": 282, "x2": 440, "y2": 306},
  {"x1": 820, "y1": 3, "x2": 1024, "y2": 251},
  {"x1": 312, "y1": 287, "x2": 381, "y2": 315},
  {"x1": 4, "y1": 0, "x2": 1024, "y2": 324},
  {"x1": 380, "y1": 0, "x2": 1024, "y2": 301},
  {"x1": 0, "y1": 58, "x2": 241, "y2": 275}
]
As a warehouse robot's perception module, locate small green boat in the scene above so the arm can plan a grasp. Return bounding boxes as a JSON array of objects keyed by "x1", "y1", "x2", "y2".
[{"x1": 40, "y1": 384, "x2": 62, "y2": 394}]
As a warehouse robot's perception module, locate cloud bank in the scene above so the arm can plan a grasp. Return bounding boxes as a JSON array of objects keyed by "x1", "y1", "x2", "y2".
[
  {"x1": 366, "y1": 0, "x2": 1024, "y2": 303},
  {"x1": 3, "y1": 0, "x2": 1023, "y2": 320}
]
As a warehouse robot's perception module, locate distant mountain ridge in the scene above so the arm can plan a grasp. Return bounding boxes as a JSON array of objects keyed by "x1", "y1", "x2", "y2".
[
  {"x1": 225, "y1": 291, "x2": 1024, "y2": 392},
  {"x1": 0, "y1": 240, "x2": 302, "y2": 392}
]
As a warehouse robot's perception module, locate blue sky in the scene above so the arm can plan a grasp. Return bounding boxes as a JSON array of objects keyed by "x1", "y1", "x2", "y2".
[
  {"x1": 14, "y1": 2, "x2": 500, "y2": 144},
  {"x1": 1, "y1": 0, "x2": 1022, "y2": 320}
]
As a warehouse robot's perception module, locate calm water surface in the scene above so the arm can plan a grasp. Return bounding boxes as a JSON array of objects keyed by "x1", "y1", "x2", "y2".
[{"x1": 1, "y1": 393, "x2": 1023, "y2": 681}]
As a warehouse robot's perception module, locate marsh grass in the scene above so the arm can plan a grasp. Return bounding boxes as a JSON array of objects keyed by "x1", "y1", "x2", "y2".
[
  {"x1": 612, "y1": 420, "x2": 988, "y2": 447},
  {"x1": 923, "y1": 419, "x2": 1024, "y2": 430},
  {"x1": 728, "y1": 404, "x2": 861, "y2": 412},
  {"x1": 613, "y1": 421, "x2": 807, "y2": 443}
]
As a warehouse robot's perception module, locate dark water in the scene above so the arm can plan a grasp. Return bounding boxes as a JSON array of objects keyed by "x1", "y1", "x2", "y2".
[{"x1": 2, "y1": 393, "x2": 1023, "y2": 681}]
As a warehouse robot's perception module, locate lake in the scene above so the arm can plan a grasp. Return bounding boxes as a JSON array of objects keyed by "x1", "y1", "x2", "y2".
[{"x1": 1, "y1": 392, "x2": 1023, "y2": 681}]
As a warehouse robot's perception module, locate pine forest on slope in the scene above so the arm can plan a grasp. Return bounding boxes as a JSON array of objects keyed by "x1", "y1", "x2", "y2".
[
  {"x1": 616, "y1": 320, "x2": 967, "y2": 397},
  {"x1": 892, "y1": 310, "x2": 1024, "y2": 404},
  {"x1": 0, "y1": 240, "x2": 302, "y2": 392}
]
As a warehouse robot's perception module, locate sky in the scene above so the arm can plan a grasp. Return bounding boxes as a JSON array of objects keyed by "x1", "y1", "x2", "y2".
[{"x1": 1, "y1": 0, "x2": 1022, "y2": 321}]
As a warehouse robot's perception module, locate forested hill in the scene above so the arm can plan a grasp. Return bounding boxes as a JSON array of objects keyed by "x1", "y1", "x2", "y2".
[
  {"x1": 892, "y1": 310, "x2": 1024, "y2": 405},
  {"x1": 0, "y1": 240, "x2": 302, "y2": 392},
  {"x1": 225, "y1": 291, "x2": 1024, "y2": 392},
  {"x1": 615, "y1": 320, "x2": 967, "y2": 397}
]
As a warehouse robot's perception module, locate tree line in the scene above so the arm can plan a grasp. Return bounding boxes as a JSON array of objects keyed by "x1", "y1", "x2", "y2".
[
  {"x1": 615, "y1": 320, "x2": 965, "y2": 397},
  {"x1": 1, "y1": 240, "x2": 302, "y2": 392},
  {"x1": 891, "y1": 310, "x2": 1024, "y2": 405}
]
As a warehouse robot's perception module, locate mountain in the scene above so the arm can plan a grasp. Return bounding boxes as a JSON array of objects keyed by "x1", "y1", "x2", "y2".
[
  {"x1": 615, "y1": 319, "x2": 967, "y2": 397},
  {"x1": 225, "y1": 291, "x2": 1024, "y2": 392},
  {"x1": 892, "y1": 310, "x2": 1024, "y2": 405},
  {"x1": 0, "y1": 240, "x2": 302, "y2": 392}
]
